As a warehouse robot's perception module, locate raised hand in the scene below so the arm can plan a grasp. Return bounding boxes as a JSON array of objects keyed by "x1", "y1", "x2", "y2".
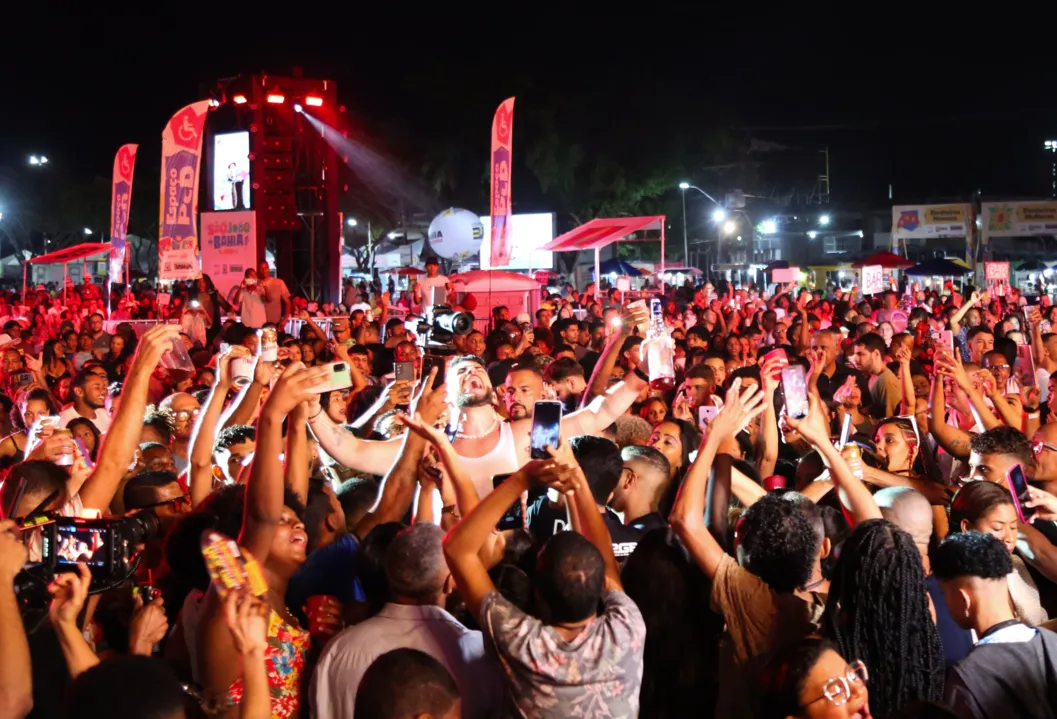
[
  {"x1": 783, "y1": 393, "x2": 832, "y2": 448},
  {"x1": 215, "y1": 344, "x2": 250, "y2": 388},
  {"x1": 709, "y1": 378, "x2": 768, "y2": 440},
  {"x1": 263, "y1": 362, "x2": 329, "y2": 417},
  {"x1": 129, "y1": 592, "x2": 168, "y2": 655},
  {"x1": 410, "y1": 367, "x2": 447, "y2": 424},
  {"x1": 223, "y1": 589, "x2": 269, "y2": 656},
  {"x1": 130, "y1": 324, "x2": 183, "y2": 374},
  {"x1": 47, "y1": 563, "x2": 91, "y2": 627},
  {"x1": 0, "y1": 520, "x2": 27, "y2": 586}
]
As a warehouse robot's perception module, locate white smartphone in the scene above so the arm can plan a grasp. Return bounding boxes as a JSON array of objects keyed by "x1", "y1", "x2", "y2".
[{"x1": 309, "y1": 361, "x2": 354, "y2": 394}]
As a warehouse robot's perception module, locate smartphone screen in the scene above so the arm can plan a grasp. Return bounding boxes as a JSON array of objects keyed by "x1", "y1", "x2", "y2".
[
  {"x1": 530, "y1": 401, "x2": 563, "y2": 459},
  {"x1": 1007, "y1": 463, "x2": 1035, "y2": 523},
  {"x1": 1015, "y1": 344, "x2": 1036, "y2": 386},
  {"x1": 780, "y1": 365, "x2": 809, "y2": 419},
  {"x1": 698, "y1": 405, "x2": 719, "y2": 427},
  {"x1": 492, "y1": 474, "x2": 523, "y2": 531},
  {"x1": 394, "y1": 361, "x2": 415, "y2": 382}
]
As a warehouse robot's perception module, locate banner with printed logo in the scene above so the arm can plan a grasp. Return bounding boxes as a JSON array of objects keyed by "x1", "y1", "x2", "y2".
[
  {"x1": 200, "y1": 211, "x2": 257, "y2": 302},
  {"x1": 981, "y1": 201, "x2": 1057, "y2": 240},
  {"x1": 159, "y1": 100, "x2": 211, "y2": 281},
  {"x1": 109, "y1": 144, "x2": 137, "y2": 285},
  {"x1": 891, "y1": 204, "x2": 973, "y2": 240},
  {"x1": 489, "y1": 97, "x2": 515, "y2": 267}
]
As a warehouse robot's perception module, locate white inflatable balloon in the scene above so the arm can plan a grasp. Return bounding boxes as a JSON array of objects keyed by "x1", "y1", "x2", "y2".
[{"x1": 428, "y1": 208, "x2": 484, "y2": 261}]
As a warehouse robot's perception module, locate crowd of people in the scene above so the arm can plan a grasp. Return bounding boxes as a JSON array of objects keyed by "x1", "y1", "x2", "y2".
[{"x1": 0, "y1": 264, "x2": 1056, "y2": 719}]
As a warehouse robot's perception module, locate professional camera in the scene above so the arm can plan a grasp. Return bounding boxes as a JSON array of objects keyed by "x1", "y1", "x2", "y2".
[
  {"x1": 14, "y1": 510, "x2": 162, "y2": 625},
  {"x1": 407, "y1": 303, "x2": 474, "y2": 352}
]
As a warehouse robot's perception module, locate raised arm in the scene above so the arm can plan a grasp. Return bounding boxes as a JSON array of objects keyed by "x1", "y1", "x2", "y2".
[
  {"x1": 582, "y1": 305, "x2": 644, "y2": 407},
  {"x1": 189, "y1": 346, "x2": 246, "y2": 507},
  {"x1": 670, "y1": 380, "x2": 766, "y2": 579},
  {"x1": 785, "y1": 394, "x2": 882, "y2": 526},
  {"x1": 307, "y1": 397, "x2": 403, "y2": 474},
  {"x1": 928, "y1": 375, "x2": 971, "y2": 459},
  {"x1": 79, "y1": 324, "x2": 182, "y2": 512},
  {"x1": 240, "y1": 363, "x2": 329, "y2": 562},
  {"x1": 563, "y1": 362, "x2": 649, "y2": 437},
  {"x1": 352, "y1": 369, "x2": 447, "y2": 540},
  {"x1": 444, "y1": 470, "x2": 531, "y2": 618},
  {"x1": 0, "y1": 522, "x2": 31, "y2": 718}
]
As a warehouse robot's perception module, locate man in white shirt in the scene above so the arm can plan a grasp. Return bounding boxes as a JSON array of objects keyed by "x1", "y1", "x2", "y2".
[
  {"x1": 311, "y1": 523, "x2": 503, "y2": 718},
  {"x1": 258, "y1": 262, "x2": 290, "y2": 327},
  {"x1": 59, "y1": 368, "x2": 110, "y2": 434},
  {"x1": 413, "y1": 256, "x2": 451, "y2": 309}
]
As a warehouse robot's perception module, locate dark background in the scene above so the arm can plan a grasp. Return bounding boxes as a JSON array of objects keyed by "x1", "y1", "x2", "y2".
[{"x1": 2, "y1": 11, "x2": 1056, "y2": 229}]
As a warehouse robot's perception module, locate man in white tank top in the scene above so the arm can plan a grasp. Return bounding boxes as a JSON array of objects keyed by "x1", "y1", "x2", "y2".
[{"x1": 307, "y1": 355, "x2": 652, "y2": 498}]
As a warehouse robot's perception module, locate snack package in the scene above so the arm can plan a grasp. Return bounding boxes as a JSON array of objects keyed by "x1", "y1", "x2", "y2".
[{"x1": 200, "y1": 530, "x2": 268, "y2": 600}]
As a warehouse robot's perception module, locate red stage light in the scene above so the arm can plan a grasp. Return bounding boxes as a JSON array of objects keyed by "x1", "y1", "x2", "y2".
[
  {"x1": 266, "y1": 93, "x2": 285, "y2": 104},
  {"x1": 232, "y1": 94, "x2": 248, "y2": 104},
  {"x1": 305, "y1": 96, "x2": 323, "y2": 107}
]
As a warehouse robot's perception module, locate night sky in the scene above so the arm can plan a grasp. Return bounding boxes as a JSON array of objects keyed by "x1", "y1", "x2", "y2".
[{"x1": 3, "y1": 13, "x2": 1056, "y2": 214}]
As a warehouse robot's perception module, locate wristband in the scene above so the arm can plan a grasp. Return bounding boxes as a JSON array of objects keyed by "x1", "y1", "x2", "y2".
[
  {"x1": 308, "y1": 408, "x2": 324, "y2": 421},
  {"x1": 633, "y1": 367, "x2": 649, "y2": 383}
]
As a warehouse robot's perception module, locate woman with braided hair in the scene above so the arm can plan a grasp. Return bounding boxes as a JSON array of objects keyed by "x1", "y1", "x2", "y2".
[{"x1": 821, "y1": 519, "x2": 944, "y2": 718}]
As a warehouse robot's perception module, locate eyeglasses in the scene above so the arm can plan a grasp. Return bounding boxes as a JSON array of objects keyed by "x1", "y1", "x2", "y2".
[
  {"x1": 1033, "y1": 440, "x2": 1057, "y2": 456},
  {"x1": 173, "y1": 408, "x2": 200, "y2": 422},
  {"x1": 802, "y1": 660, "x2": 869, "y2": 708},
  {"x1": 984, "y1": 363, "x2": 1010, "y2": 372},
  {"x1": 137, "y1": 493, "x2": 191, "y2": 512}
]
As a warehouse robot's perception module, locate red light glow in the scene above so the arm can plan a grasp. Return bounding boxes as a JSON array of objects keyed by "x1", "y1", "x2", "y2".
[
  {"x1": 266, "y1": 93, "x2": 285, "y2": 104},
  {"x1": 232, "y1": 94, "x2": 248, "y2": 104},
  {"x1": 305, "y1": 96, "x2": 323, "y2": 107}
]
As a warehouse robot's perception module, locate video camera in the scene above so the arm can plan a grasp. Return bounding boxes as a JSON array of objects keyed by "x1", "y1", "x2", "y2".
[
  {"x1": 408, "y1": 303, "x2": 474, "y2": 352},
  {"x1": 15, "y1": 511, "x2": 161, "y2": 626}
]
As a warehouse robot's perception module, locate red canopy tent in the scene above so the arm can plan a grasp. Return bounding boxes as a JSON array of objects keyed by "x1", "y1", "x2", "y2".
[
  {"x1": 542, "y1": 216, "x2": 667, "y2": 292},
  {"x1": 852, "y1": 251, "x2": 914, "y2": 269},
  {"x1": 25, "y1": 242, "x2": 111, "y2": 305}
]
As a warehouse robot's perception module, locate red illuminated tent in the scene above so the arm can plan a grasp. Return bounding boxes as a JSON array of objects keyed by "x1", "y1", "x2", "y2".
[
  {"x1": 852, "y1": 251, "x2": 914, "y2": 269},
  {"x1": 542, "y1": 216, "x2": 667, "y2": 290},
  {"x1": 25, "y1": 242, "x2": 111, "y2": 305}
]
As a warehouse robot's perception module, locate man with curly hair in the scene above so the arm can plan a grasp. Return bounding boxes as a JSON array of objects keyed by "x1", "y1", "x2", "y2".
[
  {"x1": 935, "y1": 531, "x2": 1057, "y2": 718},
  {"x1": 967, "y1": 425, "x2": 1033, "y2": 484}
]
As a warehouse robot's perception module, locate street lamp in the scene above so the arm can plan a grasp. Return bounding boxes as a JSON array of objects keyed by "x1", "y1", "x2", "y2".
[
  {"x1": 679, "y1": 181, "x2": 727, "y2": 270},
  {"x1": 28, "y1": 155, "x2": 48, "y2": 166},
  {"x1": 819, "y1": 214, "x2": 830, "y2": 226},
  {"x1": 722, "y1": 221, "x2": 736, "y2": 235},
  {"x1": 83, "y1": 227, "x2": 92, "y2": 236},
  {"x1": 346, "y1": 218, "x2": 357, "y2": 227},
  {"x1": 1045, "y1": 140, "x2": 1057, "y2": 198},
  {"x1": 678, "y1": 183, "x2": 690, "y2": 266}
]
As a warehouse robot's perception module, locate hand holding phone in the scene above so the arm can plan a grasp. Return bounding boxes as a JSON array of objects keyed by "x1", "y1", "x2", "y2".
[
  {"x1": 1007, "y1": 463, "x2": 1035, "y2": 523},
  {"x1": 780, "y1": 364, "x2": 809, "y2": 419},
  {"x1": 530, "y1": 401, "x2": 563, "y2": 460}
]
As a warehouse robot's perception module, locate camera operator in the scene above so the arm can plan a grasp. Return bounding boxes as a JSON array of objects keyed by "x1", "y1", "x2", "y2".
[{"x1": 0, "y1": 520, "x2": 32, "y2": 718}]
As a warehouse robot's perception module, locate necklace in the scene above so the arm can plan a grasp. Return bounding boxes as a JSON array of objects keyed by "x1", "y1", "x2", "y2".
[{"x1": 455, "y1": 413, "x2": 499, "y2": 440}]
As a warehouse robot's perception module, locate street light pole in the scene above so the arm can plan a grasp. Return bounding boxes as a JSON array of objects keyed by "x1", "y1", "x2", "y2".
[{"x1": 679, "y1": 186, "x2": 689, "y2": 268}]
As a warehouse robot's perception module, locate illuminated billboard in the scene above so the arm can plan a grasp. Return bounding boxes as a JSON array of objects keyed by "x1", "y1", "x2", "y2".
[
  {"x1": 479, "y1": 212, "x2": 554, "y2": 270},
  {"x1": 213, "y1": 131, "x2": 251, "y2": 211}
]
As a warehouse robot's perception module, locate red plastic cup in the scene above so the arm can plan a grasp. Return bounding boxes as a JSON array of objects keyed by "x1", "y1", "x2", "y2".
[{"x1": 305, "y1": 594, "x2": 339, "y2": 636}]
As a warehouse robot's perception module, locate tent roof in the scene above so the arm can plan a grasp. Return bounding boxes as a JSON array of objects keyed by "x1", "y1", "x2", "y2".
[
  {"x1": 851, "y1": 251, "x2": 914, "y2": 269},
  {"x1": 542, "y1": 216, "x2": 665, "y2": 252},
  {"x1": 28, "y1": 242, "x2": 111, "y2": 264}
]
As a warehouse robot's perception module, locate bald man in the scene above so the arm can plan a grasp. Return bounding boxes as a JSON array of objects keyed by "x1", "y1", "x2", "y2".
[{"x1": 875, "y1": 487, "x2": 972, "y2": 667}]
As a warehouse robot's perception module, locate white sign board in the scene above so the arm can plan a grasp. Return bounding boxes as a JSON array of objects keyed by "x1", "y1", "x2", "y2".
[
  {"x1": 772, "y1": 267, "x2": 800, "y2": 283},
  {"x1": 861, "y1": 265, "x2": 884, "y2": 295},
  {"x1": 479, "y1": 213, "x2": 554, "y2": 270},
  {"x1": 200, "y1": 211, "x2": 257, "y2": 303}
]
